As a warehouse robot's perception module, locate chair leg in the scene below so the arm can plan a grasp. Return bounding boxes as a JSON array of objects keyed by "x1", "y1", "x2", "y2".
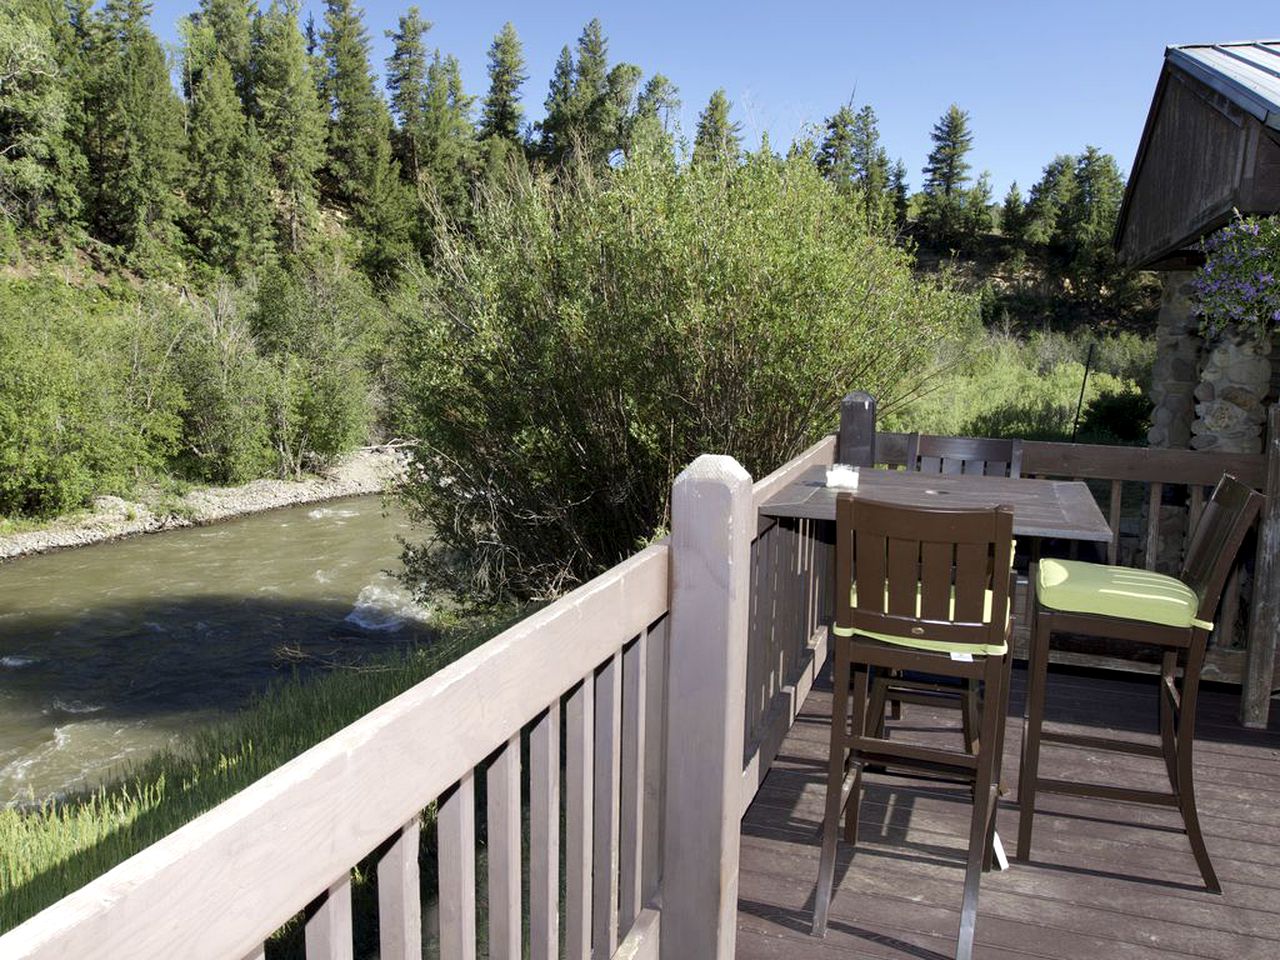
[
  {"x1": 983, "y1": 652, "x2": 1012, "y2": 871},
  {"x1": 1174, "y1": 638, "x2": 1221, "y2": 894},
  {"x1": 867, "y1": 671, "x2": 889, "y2": 741},
  {"x1": 844, "y1": 664, "x2": 871, "y2": 844},
  {"x1": 958, "y1": 656, "x2": 1004, "y2": 960},
  {"x1": 1017, "y1": 605, "x2": 1051, "y2": 862},
  {"x1": 962, "y1": 679, "x2": 979, "y2": 754},
  {"x1": 1158, "y1": 649, "x2": 1179, "y2": 791},
  {"x1": 812, "y1": 642, "x2": 851, "y2": 937}
]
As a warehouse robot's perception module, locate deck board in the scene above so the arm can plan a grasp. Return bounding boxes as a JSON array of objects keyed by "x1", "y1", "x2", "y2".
[{"x1": 737, "y1": 664, "x2": 1280, "y2": 959}]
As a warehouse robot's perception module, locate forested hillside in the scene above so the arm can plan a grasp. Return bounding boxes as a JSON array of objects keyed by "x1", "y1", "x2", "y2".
[{"x1": 1, "y1": 1, "x2": 1152, "y2": 538}]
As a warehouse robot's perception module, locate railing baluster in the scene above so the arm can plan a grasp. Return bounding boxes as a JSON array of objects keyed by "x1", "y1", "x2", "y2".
[
  {"x1": 564, "y1": 677, "x2": 594, "y2": 960},
  {"x1": 1189, "y1": 483, "x2": 1205, "y2": 533},
  {"x1": 439, "y1": 773, "x2": 476, "y2": 960},
  {"x1": 487, "y1": 735, "x2": 521, "y2": 960},
  {"x1": 642, "y1": 616, "x2": 669, "y2": 905},
  {"x1": 529, "y1": 704, "x2": 560, "y2": 960},
  {"x1": 377, "y1": 818, "x2": 422, "y2": 960},
  {"x1": 305, "y1": 875, "x2": 353, "y2": 960},
  {"x1": 1145, "y1": 481, "x2": 1163, "y2": 570},
  {"x1": 620, "y1": 631, "x2": 648, "y2": 928},
  {"x1": 592, "y1": 652, "x2": 623, "y2": 958},
  {"x1": 1108, "y1": 479, "x2": 1123, "y2": 565}
]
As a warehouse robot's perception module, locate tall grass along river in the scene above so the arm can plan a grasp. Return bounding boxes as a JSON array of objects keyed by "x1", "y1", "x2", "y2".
[{"x1": 0, "y1": 496, "x2": 432, "y2": 805}]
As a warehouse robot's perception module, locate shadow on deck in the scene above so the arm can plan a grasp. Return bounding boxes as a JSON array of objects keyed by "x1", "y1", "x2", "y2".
[{"x1": 737, "y1": 662, "x2": 1280, "y2": 960}]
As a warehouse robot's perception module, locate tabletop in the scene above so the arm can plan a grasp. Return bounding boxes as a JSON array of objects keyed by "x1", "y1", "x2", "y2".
[{"x1": 760, "y1": 465, "x2": 1112, "y2": 543}]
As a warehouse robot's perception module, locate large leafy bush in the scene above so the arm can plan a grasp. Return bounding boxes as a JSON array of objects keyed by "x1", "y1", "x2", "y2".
[{"x1": 392, "y1": 151, "x2": 974, "y2": 599}]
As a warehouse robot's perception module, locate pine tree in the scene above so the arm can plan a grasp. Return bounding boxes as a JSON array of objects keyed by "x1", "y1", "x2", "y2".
[
  {"x1": 569, "y1": 17, "x2": 608, "y2": 157},
  {"x1": 635, "y1": 73, "x2": 679, "y2": 130},
  {"x1": 1062, "y1": 146, "x2": 1126, "y2": 296},
  {"x1": 961, "y1": 170, "x2": 993, "y2": 245},
  {"x1": 693, "y1": 89, "x2": 741, "y2": 165},
  {"x1": 1000, "y1": 181, "x2": 1026, "y2": 245},
  {"x1": 195, "y1": 0, "x2": 253, "y2": 99},
  {"x1": 186, "y1": 54, "x2": 272, "y2": 273},
  {"x1": 319, "y1": 0, "x2": 393, "y2": 210},
  {"x1": 816, "y1": 105, "x2": 856, "y2": 187},
  {"x1": 419, "y1": 51, "x2": 475, "y2": 220},
  {"x1": 384, "y1": 6, "x2": 430, "y2": 186},
  {"x1": 818, "y1": 103, "x2": 890, "y2": 224},
  {"x1": 81, "y1": 0, "x2": 187, "y2": 263},
  {"x1": 1025, "y1": 154, "x2": 1077, "y2": 248},
  {"x1": 479, "y1": 22, "x2": 525, "y2": 144},
  {"x1": 538, "y1": 45, "x2": 574, "y2": 162},
  {"x1": 604, "y1": 62, "x2": 642, "y2": 158},
  {"x1": 920, "y1": 103, "x2": 974, "y2": 247},
  {"x1": 253, "y1": 0, "x2": 326, "y2": 253},
  {"x1": 889, "y1": 158, "x2": 909, "y2": 227}
]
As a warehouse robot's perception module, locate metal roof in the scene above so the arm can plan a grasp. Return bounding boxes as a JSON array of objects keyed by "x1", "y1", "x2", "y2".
[{"x1": 1166, "y1": 41, "x2": 1280, "y2": 130}]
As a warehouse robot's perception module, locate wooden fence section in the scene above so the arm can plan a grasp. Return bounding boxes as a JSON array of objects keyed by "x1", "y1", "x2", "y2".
[
  {"x1": 742, "y1": 436, "x2": 836, "y2": 811},
  {"x1": 0, "y1": 542, "x2": 673, "y2": 960},
  {"x1": 858, "y1": 418, "x2": 1279, "y2": 727}
]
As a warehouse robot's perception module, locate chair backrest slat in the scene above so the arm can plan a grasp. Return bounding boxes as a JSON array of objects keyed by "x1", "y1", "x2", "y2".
[
  {"x1": 906, "y1": 434, "x2": 1023, "y2": 479},
  {"x1": 1179, "y1": 474, "x2": 1263, "y2": 623},
  {"x1": 835, "y1": 495, "x2": 1014, "y2": 650}
]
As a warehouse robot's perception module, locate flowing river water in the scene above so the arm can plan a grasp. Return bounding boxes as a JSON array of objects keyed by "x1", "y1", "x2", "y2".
[{"x1": 0, "y1": 496, "x2": 432, "y2": 805}]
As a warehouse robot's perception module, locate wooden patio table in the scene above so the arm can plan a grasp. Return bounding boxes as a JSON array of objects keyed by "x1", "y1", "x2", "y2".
[{"x1": 759, "y1": 465, "x2": 1112, "y2": 544}]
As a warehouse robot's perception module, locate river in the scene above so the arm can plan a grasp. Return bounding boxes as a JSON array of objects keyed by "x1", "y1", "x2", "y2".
[{"x1": 0, "y1": 496, "x2": 432, "y2": 805}]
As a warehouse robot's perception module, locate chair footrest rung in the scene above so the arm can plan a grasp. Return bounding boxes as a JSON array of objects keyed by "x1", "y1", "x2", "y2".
[
  {"x1": 850, "y1": 736, "x2": 979, "y2": 772},
  {"x1": 1039, "y1": 730, "x2": 1164, "y2": 758},
  {"x1": 1035, "y1": 777, "x2": 1179, "y2": 808}
]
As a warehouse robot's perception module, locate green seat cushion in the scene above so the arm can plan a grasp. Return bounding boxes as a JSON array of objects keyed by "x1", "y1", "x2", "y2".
[
  {"x1": 832, "y1": 585, "x2": 1009, "y2": 656},
  {"x1": 1037, "y1": 558, "x2": 1211, "y2": 631}
]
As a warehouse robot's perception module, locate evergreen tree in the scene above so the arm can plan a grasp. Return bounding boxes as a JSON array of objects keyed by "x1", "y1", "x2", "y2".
[
  {"x1": 319, "y1": 0, "x2": 392, "y2": 211},
  {"x1": 818, "y1": 103, "x2": 890, "y2": 224},
  {"x1": 920, "y1": 103, "x2": 974, "y2": 247},
  {"x1": 538, "y1": 45, "x2": 574, "y2": 162},
  {"x1": 569, "y1": 17, "x2": 609, "y2": 158},
  {"x1": 1062, "y1": 147, "x2": 1126, "y2": 296},
  {"x1": 479, "y1": 21, "x2": 525, "y2": 144},
  {"x1": 185, "y1": 54, "x2": 272, "y2": 273},
  {"x1": 252, "y1": 0, "x2": 326, "y2": 253},
  {"x1": 384, "y1": 6, "x2": 430, "y2": 186},
  {"x1": 889, "y1": 158, "x2": 909, "y2": 227},
  {"x1": 604, "y1": 62, "x2": 642, "y2": 157},
  {"x1": 81, "y1": 0, "x2": 187, "y2": 263},
  {"x1": 419, "y1": 51, "x2": 475, "y2": 220},
  {"x1": 1025, "y1": 154, "x2": 1076, "y2": 248},
  {"x1": 961, "y1": 170, "x2": 993, "y2": 244},
  {"x1": 693, "y1": 89, "x2": 741, "y2": 165},
  {"x1": 1000, "y1": 180, "x2": 1026, "y2": 245},
  {"x1": 194, "y1": 0, "x2": 253, "y2": 99}
]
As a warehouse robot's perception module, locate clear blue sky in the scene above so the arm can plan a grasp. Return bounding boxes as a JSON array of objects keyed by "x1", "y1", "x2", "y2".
[{"x1": 148, "y1": 0, "x2": 1278, "y2": 195}]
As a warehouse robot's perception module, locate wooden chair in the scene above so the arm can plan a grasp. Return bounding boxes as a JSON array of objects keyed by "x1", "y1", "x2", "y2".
[
  {"x1": 906, "y1": 433, "x2": 1024, "y2": 479},
  {"x1": 1017, "y1": 473, "x2": 1263, "y2": 892},
  {"x1": 871, "y1": 434, "x2": 1024, "y2": 738},
  {"x1": 811, "y1": 495, "x2": 1015, "y2": 960}
]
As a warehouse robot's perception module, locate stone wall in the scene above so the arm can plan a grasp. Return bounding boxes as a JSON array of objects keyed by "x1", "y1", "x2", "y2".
[
  {"x1": 1147, "y1": 270, "x2": 1200, "y2": 449},
  {"x1": 1191, "y1": 333, "x2": 1272, "y2": 454}
]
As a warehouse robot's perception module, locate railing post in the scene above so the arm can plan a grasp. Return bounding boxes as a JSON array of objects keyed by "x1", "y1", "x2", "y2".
[
  {"x1": 662, "y1": 454, "x2": 753, "y2": 960},
  {"x1": 838, "y1": 391, "x2": 877, "y2": 466},
  {"x1": 1243, "y1": 405, "x2": 1280, "y2": 727}
]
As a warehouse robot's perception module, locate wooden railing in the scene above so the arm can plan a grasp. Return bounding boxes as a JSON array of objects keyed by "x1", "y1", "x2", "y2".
[{"x1": 0, "y1": 446, "x2": 837, "y2": 960}]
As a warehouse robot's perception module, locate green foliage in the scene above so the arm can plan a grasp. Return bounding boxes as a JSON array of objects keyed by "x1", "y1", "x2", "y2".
[
  {"x1": 817, "y1": 103, "x2": 892, "y2": 227},
  {"x1": 693, "y1": 88, "x2": 741, "y2": 165},
  {"x1": 384, "y1": 5, "x2": 431, "y2": 186},
  {"x1": 0, "y1": 281, "x2": 184, "y2": 515},
  {"x1": 887, "y1": 329, "x2": 1153, "y2": 442},
  {"x1": 0, "y1": 5, "x2": 68, "y2": 226},
  {"x1": 920, "y1": 104, "x2": 988, "y2": 250},
  {"x1": 391, "y1": 150, "x2": 973, "y2": 599}
]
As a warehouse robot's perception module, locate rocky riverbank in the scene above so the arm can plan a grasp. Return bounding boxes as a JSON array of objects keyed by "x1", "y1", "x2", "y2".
[{"x1": 0, "y1": 447, "x2": 407, "y2": 561}]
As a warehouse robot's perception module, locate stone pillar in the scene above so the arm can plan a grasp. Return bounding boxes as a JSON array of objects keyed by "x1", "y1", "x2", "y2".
[
  {"x1": 1191, "y1": 332, "x2": 1272, "y2": 454},
  {"x1": 1147, "y1": 270, "x2": 1201, "y2": 449}
]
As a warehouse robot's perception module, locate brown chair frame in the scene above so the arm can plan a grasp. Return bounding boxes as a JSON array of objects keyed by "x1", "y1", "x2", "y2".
[
  {"x1": 1016, "y1": 473, "x2": 1263, "y2": 892},
  {"x1": 873, "y1": 434, "x2": 1024, "y2": 736},
  {"x1": 811, "y1": 494, "x2": 1015, "y2": 960},
  {"x1": 906, "y1": 433, "x2": 1025, "y2": 479}
]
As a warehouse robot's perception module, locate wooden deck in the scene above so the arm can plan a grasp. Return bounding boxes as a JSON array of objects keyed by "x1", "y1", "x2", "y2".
[{"x1": 737, "y1": 662, "x2": 1280, "y2": 960}]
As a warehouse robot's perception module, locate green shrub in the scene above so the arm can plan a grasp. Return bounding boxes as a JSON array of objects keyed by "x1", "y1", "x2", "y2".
[{"x1": 392, "y1": 150, "x2": 975, "y2": 599}]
